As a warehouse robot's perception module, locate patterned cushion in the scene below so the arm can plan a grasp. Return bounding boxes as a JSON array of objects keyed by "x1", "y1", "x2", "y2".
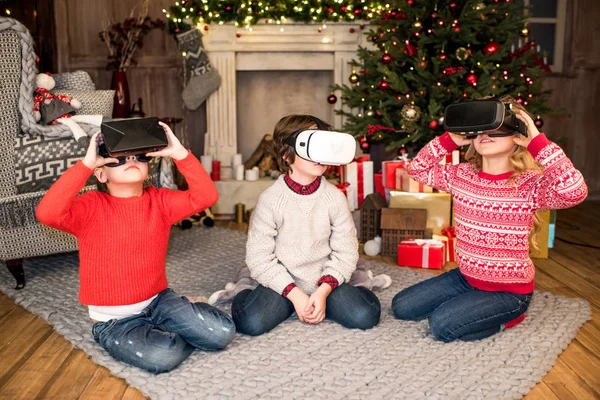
[
  {"x1": 52, "y1": 71, "x2": 95, "y2": 91},
  {"x1": 14, "y1": 134, "x2": 95, "y2": 194},
  {"x1": 52, "y1": 90, "x2": 115, "y2": 118}
]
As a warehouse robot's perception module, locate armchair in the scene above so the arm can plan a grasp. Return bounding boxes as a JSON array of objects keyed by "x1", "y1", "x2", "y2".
[{"x1": 0, "y1": 18, "x2": 105, "y2": 289}]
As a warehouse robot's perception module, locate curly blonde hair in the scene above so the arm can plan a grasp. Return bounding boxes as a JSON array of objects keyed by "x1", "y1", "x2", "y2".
[{"x1": 464, "y1": 95, "x2": 544, "y2": 251}]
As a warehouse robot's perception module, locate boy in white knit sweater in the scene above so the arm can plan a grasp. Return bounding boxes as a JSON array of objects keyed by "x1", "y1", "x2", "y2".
[{"x1": 231, "y1": 115, "x2": 381, "y2": 335}]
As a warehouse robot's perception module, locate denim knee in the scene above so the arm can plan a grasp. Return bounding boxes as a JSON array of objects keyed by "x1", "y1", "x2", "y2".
[
  {"x1": 141, "y1": 345, "x2": 193, "y2": 374},
  {"x1": 342, "y1": 297, "x2": 381, "y2": 330},
  {"x1": 232, "y1": 312, "x2": 271, "y2": 336},
  {"x1": 392, "y1": 291, "x2": 422, "y2": 321},
  {"x1": 428, "y1": 314, "x2": 455, "y2": 343},
  {"x1": 210, "y1": 316, "x2": 236, "y2": 349}
]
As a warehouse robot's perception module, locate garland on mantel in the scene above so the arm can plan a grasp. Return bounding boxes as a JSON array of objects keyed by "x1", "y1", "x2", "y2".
[{"x1": 165, "y1": 0, "x2": 389, "y2": 34}]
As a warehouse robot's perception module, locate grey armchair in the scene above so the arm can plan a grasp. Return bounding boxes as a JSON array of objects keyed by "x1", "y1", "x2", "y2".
[{"x1": 0, "y1": 18, "x2": 102, "y2": 289}]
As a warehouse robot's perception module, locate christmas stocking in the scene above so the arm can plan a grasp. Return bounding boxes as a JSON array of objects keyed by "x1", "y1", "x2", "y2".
[{"x1": 177, "y1": 29, "x2": 221, "y2": 111}]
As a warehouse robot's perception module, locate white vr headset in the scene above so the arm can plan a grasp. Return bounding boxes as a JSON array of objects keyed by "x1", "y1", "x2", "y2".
[{"x1": 286, "y1": 129, "x2": 357, "y2": 166}]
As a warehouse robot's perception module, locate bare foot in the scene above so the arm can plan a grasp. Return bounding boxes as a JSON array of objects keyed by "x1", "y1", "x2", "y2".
[{"x1": 186, "y1": 295, "x2": 208, "y2": 303}]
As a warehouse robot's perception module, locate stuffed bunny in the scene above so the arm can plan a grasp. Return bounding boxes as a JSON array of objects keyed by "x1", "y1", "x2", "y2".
[{"x1": 33, "y1": 72, "x2": 103, "y2": 142}]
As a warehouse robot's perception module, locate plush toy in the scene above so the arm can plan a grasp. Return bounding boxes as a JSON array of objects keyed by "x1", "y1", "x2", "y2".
[
  {"x1": 33, "y1": 72, "x2": 103, "y2": 142},
  {"x1": 349, "y1": 260, "x2": 392, "y2": 291},
  {"x1": 207, "y1": 261, "x2": 392, "y2": 306},
  {"x1": 177, "y1": 208, "x2": 215, "y2": 230}
]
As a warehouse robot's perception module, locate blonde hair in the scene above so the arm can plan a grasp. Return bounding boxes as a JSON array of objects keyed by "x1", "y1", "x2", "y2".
[{"x1": 464, "y1": 95, "x2": 544, "y2": 251}]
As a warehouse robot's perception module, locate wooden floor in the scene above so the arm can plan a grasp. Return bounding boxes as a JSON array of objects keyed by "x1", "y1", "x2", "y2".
[{"x1": 0, "y1": 202, "x2": 599, "y2": 399}]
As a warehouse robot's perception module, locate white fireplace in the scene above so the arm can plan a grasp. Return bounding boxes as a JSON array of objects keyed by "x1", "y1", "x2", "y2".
[{"x1": 202, "y1": 22, "x2": 366, "y2": 165}]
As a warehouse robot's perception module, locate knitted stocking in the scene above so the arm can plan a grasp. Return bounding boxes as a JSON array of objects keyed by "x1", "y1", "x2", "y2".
[{"x1": 177, "y1": 29, "x2": 221, "y2": 111}]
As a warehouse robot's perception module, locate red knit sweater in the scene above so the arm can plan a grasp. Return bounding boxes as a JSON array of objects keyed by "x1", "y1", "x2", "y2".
[
  {"x1": 36, "y1": 152, "x2": 218, "y2": 305},
  {"x1": 408, "y1": 133, "x2": 587, "y2": 294}
]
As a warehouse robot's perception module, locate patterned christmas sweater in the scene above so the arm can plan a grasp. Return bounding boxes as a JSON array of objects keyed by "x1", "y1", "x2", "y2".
[{"x1": 407, "y1": 132, "x2": 587, "y2": 294}]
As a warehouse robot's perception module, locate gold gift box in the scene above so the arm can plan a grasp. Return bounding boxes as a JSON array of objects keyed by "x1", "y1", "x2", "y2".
[
  {"x1": 388, "y1": 191, "x2": 452, "y2": 235},
  {"x1": 530, "y1": 210, "x2": 550, "y2": 259}
]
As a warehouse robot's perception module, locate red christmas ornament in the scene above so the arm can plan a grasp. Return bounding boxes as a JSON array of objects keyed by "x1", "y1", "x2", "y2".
[
  {"x1": 360, "y1": 141, "x2": 370, "y2": 150},
  {"x1": 360, "y1": 24, "x2": 365, "y2": 30},
  {"x1": 515, "y1": 96, "x2": 524, "y2": 104},
  {"x1": 428, "y1": 120, "x2": 439, "y2": 130},
  {"x1": 236, "y1": 32, "x2": 242, "y2": 38},
  {"x1": 442, "y1": 66, "x2": 464, "y2": 75},
  {"x1": 449, "y1": 1, "x2": 457, "y2": 9},
  {"x1": 203, "y1": 25, "x2": 209, "y2": 31},
  {"x1": 371, "y1": 35, "x2": 378, "y2": 42},
  {"x1": 349, "y1": 28, "x2": 355, "y2": 33},
  {"x1": 382, "y1": 53, "x2": 392, "y2": 64},
  {"x1": 405, "y1": 44, "x2": 418, "y2": 57},
  {"x1": 439, "y1": 52, "x2": 447, "y2": 60},
  {"x1": 379, "y1": 81, "x2": 389, "y2": 90},
  {"x1": 534, "y1": 117, "x2": 544, "y2": 128},
  {"x1": 466, "y1": 73, "x2": 477, "y2": 85},
  {"x1": 483, "y1": 41, "x2": 501, "y2": 55},
  {"x1": 327, "y1": 94, "x2": 338, "y2": 104},
  {"x1": 374, "y1": 110, "x2": 383, "y2": 119},
  {"x1": 407, "y1": 0, "x2": 414, "y2": 5}
]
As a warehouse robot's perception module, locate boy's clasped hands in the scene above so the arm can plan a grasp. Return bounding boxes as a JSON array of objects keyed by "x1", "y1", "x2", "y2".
[{"x1": 287, "y1": 284, "x2": 332, "y2": 324}]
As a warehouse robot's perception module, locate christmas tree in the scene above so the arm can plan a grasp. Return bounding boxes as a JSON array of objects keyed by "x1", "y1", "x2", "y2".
[{"x1": 333, "y1": 0, "x2": 552, "y2": 154}]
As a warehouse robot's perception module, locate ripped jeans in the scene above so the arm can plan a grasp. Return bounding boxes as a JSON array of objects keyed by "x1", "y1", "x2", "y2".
[{"x1": 92, "y1": 288, "x2": 235, "y2": 374}]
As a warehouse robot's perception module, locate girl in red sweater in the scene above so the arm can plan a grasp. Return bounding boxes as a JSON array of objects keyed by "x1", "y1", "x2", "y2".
[
  {"x1": 392, "y1": 97, "x2": 587, "y2": 342},
  {"x1": 36, "y1": 123, "x2": 235, "y2": 373}
]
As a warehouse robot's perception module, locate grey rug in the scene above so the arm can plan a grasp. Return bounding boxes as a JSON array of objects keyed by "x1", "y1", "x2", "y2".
[{"x1": 0, "y1": 227, "x2": 591, "y2": 400}]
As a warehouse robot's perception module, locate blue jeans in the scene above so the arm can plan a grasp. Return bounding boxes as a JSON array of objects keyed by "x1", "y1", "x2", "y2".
[
  {"x1": 232, "y1": 284, "x2": 381, "y2": 336},
  {"x1": 92, "y1": 289, "x2": 235, "y2": 374},
  {"x1": 392, "y1": 269, "x2": 532, "y2": 342}
]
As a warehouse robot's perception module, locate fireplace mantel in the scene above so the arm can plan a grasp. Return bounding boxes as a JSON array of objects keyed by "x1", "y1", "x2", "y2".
[{"x1": 201, "y1": 22, "x2": 366, "y2": 165}]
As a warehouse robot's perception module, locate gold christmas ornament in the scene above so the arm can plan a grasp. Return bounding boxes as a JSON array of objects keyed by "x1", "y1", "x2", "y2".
[
  {"x1": 475, "y1": 2, "x2": 486, "y2": 10},
  {"x1": 349, "y1": 72, "x2": 359, "y2": 84},
  {"x1": 414, "y1": 20, "x2": 422, "y2": 29},
  {"x1": 401, "y1": 104, "x2": 421, "y2": 122},
  {"x1": 456, "y1": 47, "x2": 469, "y2": 60},
  {"x1": 520, "y1": 26, "x2": 529, "y2": 37}
]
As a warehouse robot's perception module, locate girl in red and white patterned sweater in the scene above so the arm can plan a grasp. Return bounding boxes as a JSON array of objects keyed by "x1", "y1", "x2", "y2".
[{"x1": 392, "y1": 98, "x2": 587, "y2": 342}]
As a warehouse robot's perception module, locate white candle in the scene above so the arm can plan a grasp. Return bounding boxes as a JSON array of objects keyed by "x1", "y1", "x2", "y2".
[
  {"x1": 232, "y1": 153, "x2": 242, "y2": 166},
  {"x1": 235, "y1": 164, "x2": 245, "y2": 180},
  {"x1": 245, "y1": 169, "x2": 259, "y2": 181},
  {"x1": 200, "y1": 155, "x2": 212, "y2": 174}
]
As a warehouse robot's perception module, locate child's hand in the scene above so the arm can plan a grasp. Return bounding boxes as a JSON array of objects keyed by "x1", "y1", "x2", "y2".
[
  {"x1": 287, "y1": 288, "x2": 312, "y2": 323},
  {"x1": 448, "y1": 132, "x2": 473, "y2": 147},
  {"x1": 304, "y1": 284, "x2": 331, "y2": 324},
  {"x1": 82, "y1": 132, "x2": 120, "y2": 170},
  {"x1": 146, "y1": 121, "x2": 188, "y2": 161},
  {"x1": 513, "y1": 111, "x2": 540, "y2": 148}
]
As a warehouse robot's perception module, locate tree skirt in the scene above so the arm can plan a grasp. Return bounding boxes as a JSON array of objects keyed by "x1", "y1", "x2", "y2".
[{"x1": 0, "y1": 227, "x2": 590, "y2": 400}]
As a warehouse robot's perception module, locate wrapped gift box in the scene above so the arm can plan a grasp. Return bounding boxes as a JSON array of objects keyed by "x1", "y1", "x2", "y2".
[
  {"x1": 395, "y1": 168, "x2": 433, "y2": 193},
  {"x1": 344, "y1": 157, "x2": 374, "y2": 209},
  {"x1": 439, "y1": 150, "x2": 460, "y2": 165},
  {"x1": 389, "y1": 191, "x2": 451, "y2": 235},
  {"x1": 397, "y1": 239, "x2": 445, "y2": 269},
  {"x1": 335, "y1": 183, "x2": 356, "y2": 212},
  {"x1": 530, "y1": 210, "x2": 551, "y2": 259},
  {"x1": 374, "y1": 172, "x2": 386, "y2": 201},
  {"x1": 382, "y1": 160, "x2": 407, "y2": 190},
  {"x1": 432, "y1": 229, "x2": 456, "y2": 263}
]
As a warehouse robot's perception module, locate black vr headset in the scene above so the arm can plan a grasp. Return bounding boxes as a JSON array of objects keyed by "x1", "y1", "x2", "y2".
[
  {"x1": 443, "y1": 98, "x2": 528, "y2": 139},
  {"x1": 284, "y1": 116, "x2": 356, "y2": 166},
  {"x1": 99, "y1": 117, "x2": 168, "y2": 158}
]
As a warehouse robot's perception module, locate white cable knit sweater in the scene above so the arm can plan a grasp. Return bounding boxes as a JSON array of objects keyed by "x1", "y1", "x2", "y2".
[{"x1": 246, "y1": 176, "x2": 359, "y2": 295}]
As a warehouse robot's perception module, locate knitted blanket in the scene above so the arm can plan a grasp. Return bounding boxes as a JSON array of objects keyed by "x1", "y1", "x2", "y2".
[{"x1": 0, "y1": 227, "x2": 590, "y2": 399}]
